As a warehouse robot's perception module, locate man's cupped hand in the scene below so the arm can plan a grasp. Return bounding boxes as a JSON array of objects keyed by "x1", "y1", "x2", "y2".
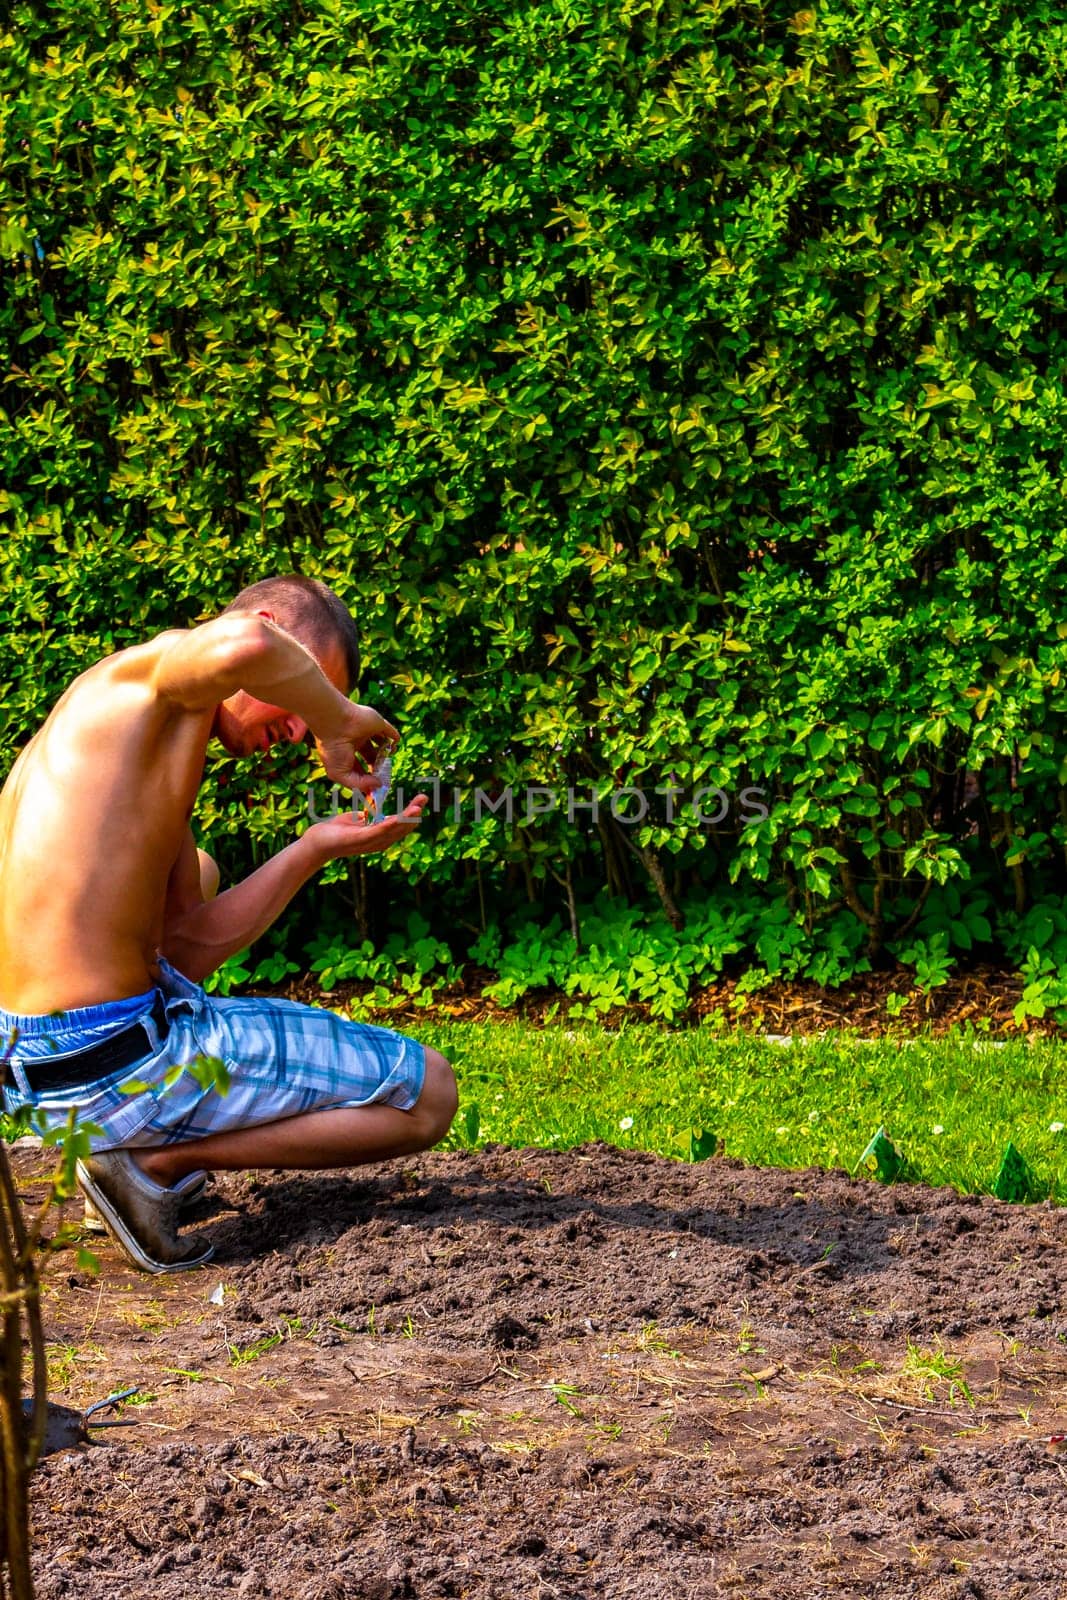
[{"x1": 304, "y1": 795, "x2": 429, "y2": 862}]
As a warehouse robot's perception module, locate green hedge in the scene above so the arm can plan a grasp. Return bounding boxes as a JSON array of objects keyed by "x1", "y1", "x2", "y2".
[{"x1": 3, "y1": 0, "x2": 1067, "y2": 964}]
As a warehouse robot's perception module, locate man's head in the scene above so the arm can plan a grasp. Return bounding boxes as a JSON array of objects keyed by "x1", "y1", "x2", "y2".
[
  {"x1": 223, "y1": 575, "x2": 360, "y2": 693},
  {"x1": 213, "y1": 575, "x2": 362, "y2": 759}
]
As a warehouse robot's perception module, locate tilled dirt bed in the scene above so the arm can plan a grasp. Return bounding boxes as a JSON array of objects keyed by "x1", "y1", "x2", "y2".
[{"x1": 15, "y1": 1143, "x2": 1067, "y2": 1600}]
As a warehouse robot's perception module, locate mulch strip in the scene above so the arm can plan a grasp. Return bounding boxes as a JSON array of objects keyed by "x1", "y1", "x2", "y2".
[{"x1": 268, "y1": 963, "x2": 1041, "y2": 1038}]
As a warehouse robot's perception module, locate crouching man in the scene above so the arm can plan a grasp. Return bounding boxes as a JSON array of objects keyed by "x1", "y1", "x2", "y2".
[{"x1": 0, "y1": 576, "x2": 457, "y2": 1272}]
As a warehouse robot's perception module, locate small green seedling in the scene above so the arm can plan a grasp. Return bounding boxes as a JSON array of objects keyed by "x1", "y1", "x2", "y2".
[
  {"x1": 461, "y1": 1102, "x2": 481, "y2": 1146},
  {"x1": 226, "y1": 1330, "x2": 283, "y2": 1368},
  {"x1": 902, "y1": 1339, "x2": 974, "y2": 1406},
  {"x1": 856, "y1": 1127, "x2": 904, "y2": 1184},
  {"x1": 687, "y1": 1128, "x2": 718, "y2": 1163},
  {"x1": 547, "y1": 1381, "x2": 584, "y2": 1418},
  {"x1": 992, "y1": 1142, "x2": 1040, "y2": 1203}
]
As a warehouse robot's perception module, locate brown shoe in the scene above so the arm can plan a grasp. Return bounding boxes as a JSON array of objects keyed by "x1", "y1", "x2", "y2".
[
  {"x1": 82, "y1": 1168, "x2": 209, "y2": 1234},
  {"x1": 75, "y1": 1152, "x2": 214, "y2": 1274}
]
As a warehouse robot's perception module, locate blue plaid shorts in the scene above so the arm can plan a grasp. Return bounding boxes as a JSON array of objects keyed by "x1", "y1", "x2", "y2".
[{"x1": 0, "y1": 958, "x2": 426, "y2": 1151}]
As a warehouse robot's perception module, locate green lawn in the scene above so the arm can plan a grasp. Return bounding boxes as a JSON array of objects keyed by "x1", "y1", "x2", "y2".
[
  {"x1": 5, "y1": 1018, "x2": 1065, "y2": 1204},
  {"x1": 413, "y1": 1020, "x2": 1067, "y2": 1203}
]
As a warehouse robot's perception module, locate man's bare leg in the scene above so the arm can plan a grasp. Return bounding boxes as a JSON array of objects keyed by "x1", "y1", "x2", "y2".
[
  {"x1": 197, "y1": 848, "x2": 220, "y2": 900},
  {"x1": 132, "y1": 1048, "x2": 458, "y2": 1188}
]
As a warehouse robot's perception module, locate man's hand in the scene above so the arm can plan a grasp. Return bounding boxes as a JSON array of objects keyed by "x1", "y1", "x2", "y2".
[
  {"x1": 314, "y1": 704, "x2": 401, "y2": 793},
  {"x1": 304, "y1": 794, "x2": 429, "y2": 861}
]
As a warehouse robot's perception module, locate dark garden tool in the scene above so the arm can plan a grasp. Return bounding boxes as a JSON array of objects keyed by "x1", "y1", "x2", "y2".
[{"x1": 22, "y1": 1386, "x2": 140, "y2": 1458}]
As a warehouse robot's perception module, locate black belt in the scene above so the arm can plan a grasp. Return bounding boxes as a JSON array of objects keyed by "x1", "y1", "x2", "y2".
[{"x1": 4, "y1": 994, "x2": 168, "y2": 1095}]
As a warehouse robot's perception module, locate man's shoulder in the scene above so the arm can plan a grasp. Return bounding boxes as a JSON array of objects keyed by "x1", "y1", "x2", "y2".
[
  {"x1": 61, "y1": 631, "x2": 195, "y2": 713},
  {"x1": 89, "y1": 629, "x2": 191, "y2": 681},
  {"x1": 68, "y1": 615, "x2": 266, "y2": 716}
]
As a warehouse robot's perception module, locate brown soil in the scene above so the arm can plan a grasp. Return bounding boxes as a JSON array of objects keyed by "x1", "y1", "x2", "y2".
[
  {"x1": 15, "y1": 1142, "x2": 1067, "y2": 1599},
  {"x1": 277, "y1": 962, "x2": 1049, "y2": 1040}
]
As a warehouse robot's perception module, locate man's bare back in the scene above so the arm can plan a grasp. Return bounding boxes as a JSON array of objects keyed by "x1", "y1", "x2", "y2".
[
  {"x1": 0, "y1": 612, "x2": 418, "y2": 1015},
  {"x1": 0, "y1": 634, "x2": 217, "y2": 1012}
]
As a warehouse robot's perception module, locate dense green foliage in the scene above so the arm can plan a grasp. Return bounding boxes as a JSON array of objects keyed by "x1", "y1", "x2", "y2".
[
  {"x1": 423, "y1": 1019, "x2": 1067, "y2": 1203},
  {"x1": 3, "y1": 0, "x2": 1067, "y2": 978},
  {"x1": 201, "y1": 881, "x2": 1066, "y2": 1029}
]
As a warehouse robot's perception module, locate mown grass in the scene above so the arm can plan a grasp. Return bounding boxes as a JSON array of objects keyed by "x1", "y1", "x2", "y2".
[
  {"x1": 415, "y1": 1021, "x2": 1067, "y2": 1204},
  {"x1": 4, "y1": 1019, "x2": 1065, "y2": 1204}
]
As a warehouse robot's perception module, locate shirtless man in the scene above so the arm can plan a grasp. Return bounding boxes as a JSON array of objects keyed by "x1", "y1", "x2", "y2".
[{"x1": 0, "y1": 576, "x2": 458, "y2": 1273}]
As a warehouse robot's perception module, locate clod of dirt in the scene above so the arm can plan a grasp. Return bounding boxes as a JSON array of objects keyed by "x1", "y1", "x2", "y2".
[
  {"x1": 299, "y1": 1582, "x2": 349, "y2": 1600},
  {"x1": 487, "y1": 1312, "x2": 538, "y2": 1349},
  {"x1": 190, "y1": 1493, "x2": 223, "y2": 1527}
]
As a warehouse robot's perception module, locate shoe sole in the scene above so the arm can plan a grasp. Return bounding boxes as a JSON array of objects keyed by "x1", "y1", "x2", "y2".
[{"x1": 75, "y1": 1161, "x2": 214, "y2": 1275}]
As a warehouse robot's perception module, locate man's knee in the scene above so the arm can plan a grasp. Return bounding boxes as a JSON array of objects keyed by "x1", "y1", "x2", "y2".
[
  {"x1": 197, "y1": 849, "x2": 220, "y2": 901},
  {"x1": 414, "y1": 1047, "x2": 458, "y2": 1145}
]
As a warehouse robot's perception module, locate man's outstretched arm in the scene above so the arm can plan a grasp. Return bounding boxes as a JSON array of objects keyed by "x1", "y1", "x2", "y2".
[
  {"x1": 152, "y1": 616, "x2": 398, "y2": 788},
  {"x1": 161, "y1": 803, "x2": 428, "y2": 982}
]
